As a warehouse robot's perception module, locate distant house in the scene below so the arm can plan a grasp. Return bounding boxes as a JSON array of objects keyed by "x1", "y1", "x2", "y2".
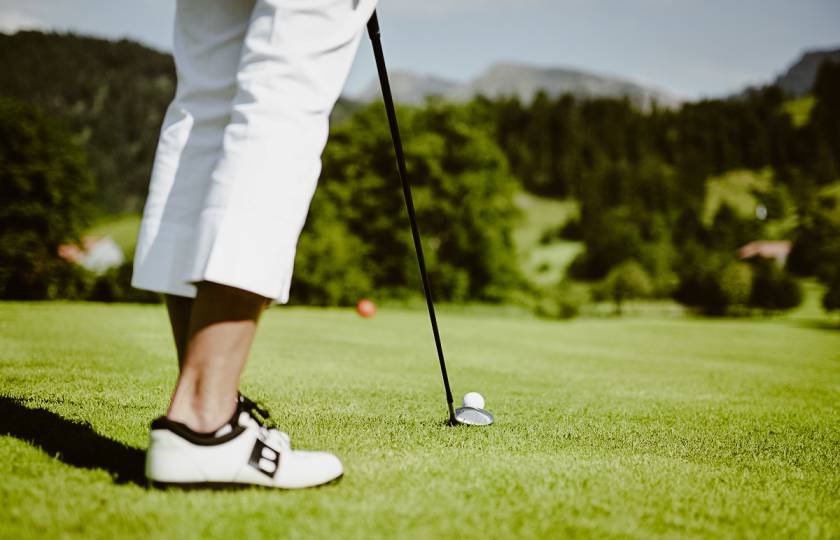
[
  {"x1": 737, "y1": 240, "x2": 792, "y2": 266},
  {"x1": 58, "y1": 236, "x2": 124, "y2": 273}
]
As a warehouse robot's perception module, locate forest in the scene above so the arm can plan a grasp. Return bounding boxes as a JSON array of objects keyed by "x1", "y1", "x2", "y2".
[{"x1": 1, "y1": 31, "x2": 839, "y2": 315}]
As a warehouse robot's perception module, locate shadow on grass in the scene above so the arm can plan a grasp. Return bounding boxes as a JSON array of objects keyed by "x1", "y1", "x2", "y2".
[
  {"x1": 791, "y1": 318, "x2": 840, "y2": 332},
  {"x1": 0, "y1": 396, "x2": 145, "y2": 486}
]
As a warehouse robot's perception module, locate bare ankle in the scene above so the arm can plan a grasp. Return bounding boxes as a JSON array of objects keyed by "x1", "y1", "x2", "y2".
[
  {"x1": 168, "y1": 399, "x2": 236, "y2": 433},
  {"x1": 167, "y1": 381, "x2": 238, "y2": 433}
]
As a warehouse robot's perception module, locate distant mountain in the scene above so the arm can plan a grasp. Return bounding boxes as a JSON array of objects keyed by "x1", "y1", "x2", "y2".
[
  {"x1": 774, "y1": 47, "x2": 840, "y2": 96},
  {"x1": 354, "y1": 62, "x2": 683, "y2": 110},
  {"x1": 357, "y1": 70, "x2": 457, "y2": 105}
]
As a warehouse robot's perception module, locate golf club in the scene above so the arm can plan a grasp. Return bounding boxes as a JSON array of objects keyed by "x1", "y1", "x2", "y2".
[{"x1": 366, "y1": 11, "x2": 493, "y2": 427}]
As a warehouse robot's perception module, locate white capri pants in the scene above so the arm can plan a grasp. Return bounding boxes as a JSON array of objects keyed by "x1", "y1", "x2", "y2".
[{"x1": 132, "y1": 0, "x2": 377, "y2": 303}]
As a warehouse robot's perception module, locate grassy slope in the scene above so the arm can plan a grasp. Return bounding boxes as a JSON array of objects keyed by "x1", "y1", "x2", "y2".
[
  {"x1": 702, "y1": 168, "x2": 774, "y2": 224},
  {"x1": 86, "y1": 214, "x2": 142, "y2": 253},
  {"x1": 782, "y1": 96, "x2": 816, "y2": 129},
  {"x1": 703, "y1": 168, "x2": 799, "y2": 240},
  {"x1": 513, "y1": 192, "x2": 582, "y2": 287},
  {"x1": 1, "y1": 302, "x2": 839, "y2": 539}
]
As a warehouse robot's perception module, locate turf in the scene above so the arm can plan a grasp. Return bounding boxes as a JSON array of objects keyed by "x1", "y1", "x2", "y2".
[
  {"x1": 513, "y1": 191, "x2": 582, "y2": 285},
  {"x1": 1, "y1": 302, "x2": 839, "y2": 539},
  {"x1": 86, "y1": 214, "x2": 142, "y2": 252}
]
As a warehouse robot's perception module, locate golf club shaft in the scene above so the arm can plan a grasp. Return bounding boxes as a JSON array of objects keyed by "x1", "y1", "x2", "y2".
[{"x1": 366, "y1": 12, "x2": 456, "y2": 423}]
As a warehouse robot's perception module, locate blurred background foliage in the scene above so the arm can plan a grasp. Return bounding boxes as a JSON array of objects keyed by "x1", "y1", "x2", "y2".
[
  {"x1": 1, "y1": 32, "x2": 839, "y2": 318},
  {"x1": 0, "y1": 97, "x2": 94, "y2": 299}
]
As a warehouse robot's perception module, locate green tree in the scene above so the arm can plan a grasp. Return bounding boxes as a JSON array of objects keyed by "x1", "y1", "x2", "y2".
[
  {"x1": 0, "y1": 98, "x2": 95, "y2": 299},
  {"x1": 291, "y1": 218, "x2": 373, "y2": 306},
  {"x1": 708, "y1": 203, "x2": 760, "y2": 251},
  {"x1": 788, "y1": 211, "x2": 840, "y2": 281},
  {"x1": 294, "y1": 100, "x2": 521, "y2": 304},
  {"x1": 822, "y1": 272, "x2": 840, "y2": 314},
  {"x1": 673, "y1": 247, "x2": 731, "y2": 316},
  {"x1": 808, "y1": 60, "x2": 840, "y2": 183},
  {"x1": 719, "y1": 261, "x2": 753, "y2": 309},
  {"x1": 534, "y1": 280, "x2": 588, "y2": 320},
  {"x1": 603, "y1": 260, "x2": 653, "y2": 315},
  {"x1": 748, "y1": 259, "x2": 803, "y2": 312},
  {"x1": 0, "y1": 32, "x2": 176, "y2": 213},
  {"x1": 569, "y1": 206, "x2": 645, "y2": 279}
]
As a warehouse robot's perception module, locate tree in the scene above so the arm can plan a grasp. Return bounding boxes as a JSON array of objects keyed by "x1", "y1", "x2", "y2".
[
  {"x1": 291, "y1": 218, "x2": 373, "y2": 306},
  {"x1": 708, "y1": 203, "x2": 759, "y2": 252},
  {"x1": 293, "y1": 100, "x2": 521, "y2": 304},
  {"x1": 0, "y1": 98, "x2": 95, "y2": 299},
  {"x1": 808, "y1": 60, "x2": 840, "y2": 182},
  {"x1": 534, "y1": 280, "x2": 588, "y2": 320},
  {"x1": 787, "y1": 212, "x2": 840, "y2": 280},
  {"x1": 603, "y1": 260, "x2": 653, "y2": 315},
  {"x1": 822, "y1": 272, "x2": 840, "y2": 314},
  {"x1": 0, "y1": 32, "x2": 176, "y2": 213},
  {"x1": 748, "y1": 259, "x2": 803, "y2": 312},
  {"x1": 719, "y1": 262, "x2": 753, "y2": 309},
  {"x1": 569, "y1": 206, "x2": 645, "y2": 279},
  {"x1": 673, "y1": 247, "x2": 731, "y2": 316}
]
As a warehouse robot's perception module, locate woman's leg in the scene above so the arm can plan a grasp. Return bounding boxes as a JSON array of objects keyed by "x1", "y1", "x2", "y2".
[
  {"x1": 185, "y1": 0, "x2": 379, "y2": 303},
  {"x1": 164, "y1": 294, "x2": 193, "y2": 368},
  {"x1": 144, "y1": 0, "x2": 377, "y2": 488},
  {"x1": 132, "y1": 0, "x2": 255, "y2": 300},
  {"x1": 166, "y1": 282, "x2": 266, "y2": 432}
]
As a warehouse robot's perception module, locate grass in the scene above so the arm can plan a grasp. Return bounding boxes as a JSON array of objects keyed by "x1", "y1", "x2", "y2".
[
  {"x1": 86, "y1": 214, "x2": 142, "y2": 252},
  {"x1": 782, "y1": 96, "x2": 816, "y2": 128},
  {"x1": 702, "y1": 168, "x2": 774, "y2": 224},
  {"x1": 1, "y1": 301, "x2": 839, "y2": 539},
  {"x1": 702, "y1": 168, "x2": 799, "y2": 239},
  {"x1": 513, "y1": 191, "x2": 582, "y2": 286}
]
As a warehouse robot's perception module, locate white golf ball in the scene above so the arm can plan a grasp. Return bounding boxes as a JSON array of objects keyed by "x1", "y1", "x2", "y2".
[{"x1": 462, "y1": 391, "x2": 485, "y2": 409}]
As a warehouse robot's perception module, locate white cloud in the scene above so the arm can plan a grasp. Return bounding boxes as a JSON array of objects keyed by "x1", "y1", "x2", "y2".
[{"x1": 0, "y1": 10, "x2": 45, "y2": 33}]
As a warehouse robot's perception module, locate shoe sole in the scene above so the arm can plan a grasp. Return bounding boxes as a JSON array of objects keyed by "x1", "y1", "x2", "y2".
[{"x1": 149, "y1": 473, "x2": 343, "y2": 491}]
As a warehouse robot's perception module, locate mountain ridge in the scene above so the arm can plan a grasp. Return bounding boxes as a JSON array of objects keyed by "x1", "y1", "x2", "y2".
[
  {"x1": 353, "y1": 61, "x2": 684, "y2": 110},
  {"x1": 773, "y1": 47, "x2": 840, "y2": 96}
]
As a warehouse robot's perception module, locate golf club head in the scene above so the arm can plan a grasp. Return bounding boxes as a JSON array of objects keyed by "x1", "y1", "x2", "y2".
[{"x1": 453, "y1": 406, "x2": 494, "y2": 426}]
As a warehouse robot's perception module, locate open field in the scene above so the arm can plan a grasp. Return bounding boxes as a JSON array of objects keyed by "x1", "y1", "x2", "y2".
[
  {"x1": 86, "y1": 214, "x2": 142, "y2": 252},
  {"x1": 513, "y1": 191, "x2": 582, "y2": 286},
  {"x1": 1, "y1": 301, "x2": 839, "y2": 539}
]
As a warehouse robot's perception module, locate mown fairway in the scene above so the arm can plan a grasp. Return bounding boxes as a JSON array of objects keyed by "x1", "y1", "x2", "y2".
[{"x1": 1, "y1": 302, "x2": 839, "y2": 539}]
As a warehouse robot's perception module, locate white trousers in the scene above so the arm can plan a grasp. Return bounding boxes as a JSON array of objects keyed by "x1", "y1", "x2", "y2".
[{"x1": 132, "y1": 0, "x2": 377, "y2": 303}]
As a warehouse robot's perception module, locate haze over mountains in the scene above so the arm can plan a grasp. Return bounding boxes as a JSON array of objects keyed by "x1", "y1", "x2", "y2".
[
  {"x1": 354, "y1": 62, "x2": 683, "y2": 110},
  {"x1": 353, "y1": 46, "x2": 840, "y2": 108}
]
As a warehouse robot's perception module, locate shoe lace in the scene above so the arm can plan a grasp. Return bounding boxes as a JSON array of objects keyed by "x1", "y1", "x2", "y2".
[
  {"x1": 238, "y1": 394, "x2": 291, "y2": 450},
  {"x1": 239, "y1": 394, "x2": 272, "y2": 424}
]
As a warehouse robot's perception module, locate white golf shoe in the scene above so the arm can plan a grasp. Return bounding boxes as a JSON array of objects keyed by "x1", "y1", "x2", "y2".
[{"x1": 146, "y1": 400, "x2": 343, "y2": 489}]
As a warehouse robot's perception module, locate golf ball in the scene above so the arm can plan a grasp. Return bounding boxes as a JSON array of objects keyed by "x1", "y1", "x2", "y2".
[
  {"x1": 356, "y1": 298, "x2": 376, "y2": 318},
  {"x1": 462, "y1": 392, "x2": 485, "y2": 409}
]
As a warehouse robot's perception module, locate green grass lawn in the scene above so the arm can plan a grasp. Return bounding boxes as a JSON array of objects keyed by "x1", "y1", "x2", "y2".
[
  {"x1": 513, "y1": 191, "x2": 582, "y2": 286},
  {"x1": 1, "y1": 302, "x2": 839, "y2": 539},
  {"x1": 86, "y1": 214, "x2": 142, "y2": 253}
]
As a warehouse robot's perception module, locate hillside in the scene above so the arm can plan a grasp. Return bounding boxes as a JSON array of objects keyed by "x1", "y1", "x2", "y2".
[
  {"x1": 774, "y1": 47, "x2": 840, "y2": 96},
  {"x1": 0, "y1": 31, "x2": 359, "y2": 214},
  {"x1": 355, "y1": 61, "x2": 682, "y2": 110},
  {"x1": 0, "y1": 31, "x2": 175, "y2": 214}
]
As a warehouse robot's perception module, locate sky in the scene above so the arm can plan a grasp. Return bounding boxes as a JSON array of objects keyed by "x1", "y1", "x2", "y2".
[{"x1": 1, "y1": 0, "x2": 839, "y2": 100}]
